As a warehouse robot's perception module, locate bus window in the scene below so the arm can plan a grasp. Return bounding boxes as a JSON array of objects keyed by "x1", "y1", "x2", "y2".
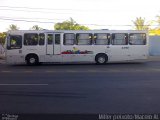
[
  {"x1": 129, "y1": 33, "x2": 146, "y2": 45},
  {"x1": 24, "y1": 33, "x2": 38, "y2": 45},
  {"x1": 76, "y1": 33, "x2": 92, "y2": 45},
  {"x1": 7, "y1": 35, "x2": 22, "y2": 49},
  {"x1": 94, "y1": 33, "x2": 110, "y2": 45},
  {"x1": 47, "y1": 34, "x2": 53, "y2": 45},
  {"x1": 64, "y1": 33, "x2": 75, "y2": 45},
  {"x1": 55, "y1": 34, "x2": 60, "y2": 45},
  {"x1": 39, "y1": 33, "x2": 45, "y2": 45},
  {"x1": 112, "y1": 33, "x2": 128, "y2": 45}
]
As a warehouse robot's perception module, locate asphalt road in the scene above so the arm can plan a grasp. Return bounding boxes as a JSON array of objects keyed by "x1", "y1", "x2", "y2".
[{"x1": 0, "y1": 58, "x2": 160, "y2": 115}]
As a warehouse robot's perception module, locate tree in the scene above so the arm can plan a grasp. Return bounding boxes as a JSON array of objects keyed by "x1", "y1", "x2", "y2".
[
  {"x1": 54, "y1": 18, "x2": 90, "y2": 30},
  {"x1": 0, "y1": 32, "x2": 7, "y2": 46},
  {"x1": 132, "y1": 17, "x2": 149, "y2": 30},
  {"x1": 30, "y1": 25, "x2": 43, "y2": 30},
  {"x1": 148, "y1": 16, "x2": 160, "y2": 36},
  {"x1": 8, "y1": 24, "x2": 19, "y2": 31}
]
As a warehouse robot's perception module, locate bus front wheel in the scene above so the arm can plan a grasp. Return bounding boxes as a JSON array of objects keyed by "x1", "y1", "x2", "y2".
[
  {"x1": 95, "y1": 54, "x2": 108, "y2": 64},
  {"x1": 26, "y1": 55, "x2": 39, "y2": 65}
]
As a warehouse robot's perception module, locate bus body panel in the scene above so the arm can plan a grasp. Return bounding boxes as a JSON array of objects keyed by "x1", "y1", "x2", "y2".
[
  {"x1": 129, "y1": 45, "x2": 148, "y2": 60},
  {"x1": 5, "y1": 30, "x2": 149, "y2": 64},
  {"x1": 107, "y1": 45, "x2": 130, "y2": 61}
]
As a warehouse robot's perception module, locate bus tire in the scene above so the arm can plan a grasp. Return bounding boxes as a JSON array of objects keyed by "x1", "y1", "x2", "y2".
[
  {"x1": 95, "y1": 53, "x2": 108, "y2": 64},
  {"x1": 26, "y1": 54, "x2": 39, "y2": 65}
]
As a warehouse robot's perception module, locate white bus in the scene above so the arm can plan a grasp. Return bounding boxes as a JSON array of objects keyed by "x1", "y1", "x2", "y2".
[{"x1": 5, "y1": 30, "x2": 149, "y2": 65}]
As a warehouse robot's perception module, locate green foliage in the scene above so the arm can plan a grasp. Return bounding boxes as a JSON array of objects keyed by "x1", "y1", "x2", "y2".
[
  {"x1": 148, "y1": 16, "x2": 160, "y2": 36},
  {"x1": 0, "y1": 32, "x2": 7, "y2": 45},
  {"x1": 54, "y1": 18, "x2": 90, "y2": 30},
  {"x1": 30, "y1": 25, "x2": 43, "y2": 30},
  {"x1": 149, "y1": 29, "x2": 160, "y2": 36},
  {"x1": 132, "y1": 17, "x2": 149, "y2": 30},
  {"x1": 8, "y1": 24, "x2": 19, "y2": 31}
]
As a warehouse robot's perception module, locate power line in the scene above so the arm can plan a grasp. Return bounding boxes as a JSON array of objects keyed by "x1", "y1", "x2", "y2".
[
  {"x1": 0, "y1": 16, "x2": 65, "y2": 21},
  {"x1": 0, "y1": 8, "x2": 73, "y2": 14},
  {"x1": 0, "y1": 17, "x2": 129, "y2": 26},
  {"x1": 0, "y1": 5, "x2": 89, "y2": 15},
  {"x1": 0, "y1": 6, "x2": 107, "y2": 14},
  {"x1": 0, "y1": 5, "x2": 86, "y2": 11},
  {"x1": 0, "y1": 17, "x2": 159, "y2": 27},
  {"x1": 0, "y1": 17, "x2": 56, "y2": 24}
]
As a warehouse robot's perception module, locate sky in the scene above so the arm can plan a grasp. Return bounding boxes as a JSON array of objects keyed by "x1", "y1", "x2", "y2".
[{"x1": 0, "y1": 0, "x2": 160, "y2": 32}]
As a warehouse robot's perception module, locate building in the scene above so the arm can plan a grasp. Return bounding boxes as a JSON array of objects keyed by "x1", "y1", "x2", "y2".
[{"x1": 149, "y1": 36, "x2": 160, "y2": 55}]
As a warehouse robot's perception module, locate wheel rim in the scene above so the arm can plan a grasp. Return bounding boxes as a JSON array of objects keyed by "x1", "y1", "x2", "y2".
[
  {"x1": 98, "y1": 57, "x2": 105, "y2": 63},
  {"x1": 30, "y1": 58, "x2": 36, "y2": 64}
]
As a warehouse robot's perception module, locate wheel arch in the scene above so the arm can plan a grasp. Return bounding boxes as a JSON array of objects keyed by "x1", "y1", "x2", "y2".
[{"x1": 25, "y1": 53, "x2": 39, "y2": 62}]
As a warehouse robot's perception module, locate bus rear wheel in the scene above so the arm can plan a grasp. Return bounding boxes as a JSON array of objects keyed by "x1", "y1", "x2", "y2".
[
  {"x1": 95, "y1": 54, "x2": 108, "y2": 64},
  {"x1": 26, "y1": 55, "x2": 39, "y2": 65}
]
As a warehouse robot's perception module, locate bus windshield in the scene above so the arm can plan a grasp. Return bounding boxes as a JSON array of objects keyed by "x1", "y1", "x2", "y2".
[{"x1": 7, "y1": 35, "x2": 22, "y2": 49}]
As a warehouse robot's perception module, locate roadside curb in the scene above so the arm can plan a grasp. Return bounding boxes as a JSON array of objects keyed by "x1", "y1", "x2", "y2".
[{"x1": 0, "y1": 56, "x2": 160, "y2": 65}]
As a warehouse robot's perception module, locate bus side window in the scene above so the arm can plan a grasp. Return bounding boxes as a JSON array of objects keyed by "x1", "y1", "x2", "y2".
[
  {"x1": 39, "y1": 33, "x2": 45, "y2": 45},
  {"x1": 112, "y1": 33, "x2": 128, "y2": 45},
  {"x1": 24, "y1": 33, "x2": 38, "y2": 46},
  {"x1": 129, "y1": 33, "x2": 146, "y2": 45},
  {"x1": 107, "y1": 34, "x2": 111, "y2": 44},
  {"x1": 76, "y1": 33, "x2": 92, "y2": 45},
  {"x1": 94, "y1": 33, "x2": 110, "y2": 45},
  {"x1": 55, "y1": 34, "x2": 60, "y2": 45},
  {"x1": 64, "y1": 33, "x2": 75, "y2": 45},
  {"x1": 47, "y1": 34, "x2": 53, "y2": 45}
]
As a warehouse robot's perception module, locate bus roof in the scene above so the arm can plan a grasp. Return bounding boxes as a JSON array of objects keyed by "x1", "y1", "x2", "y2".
[{"x1": 7, "y1": 30, "x2": 148, "y2": 34}]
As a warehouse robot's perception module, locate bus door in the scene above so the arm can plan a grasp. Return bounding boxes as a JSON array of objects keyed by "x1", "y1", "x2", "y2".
[
  {"x1": 46, "y1": 33, "x2": 62, "y2": 62},
  {"x1": 53, "y1": 33, "x2": 61, "y2": 55},
  {"x1": 46, "y1": 33, "x2": 54, "y2": 55}
]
